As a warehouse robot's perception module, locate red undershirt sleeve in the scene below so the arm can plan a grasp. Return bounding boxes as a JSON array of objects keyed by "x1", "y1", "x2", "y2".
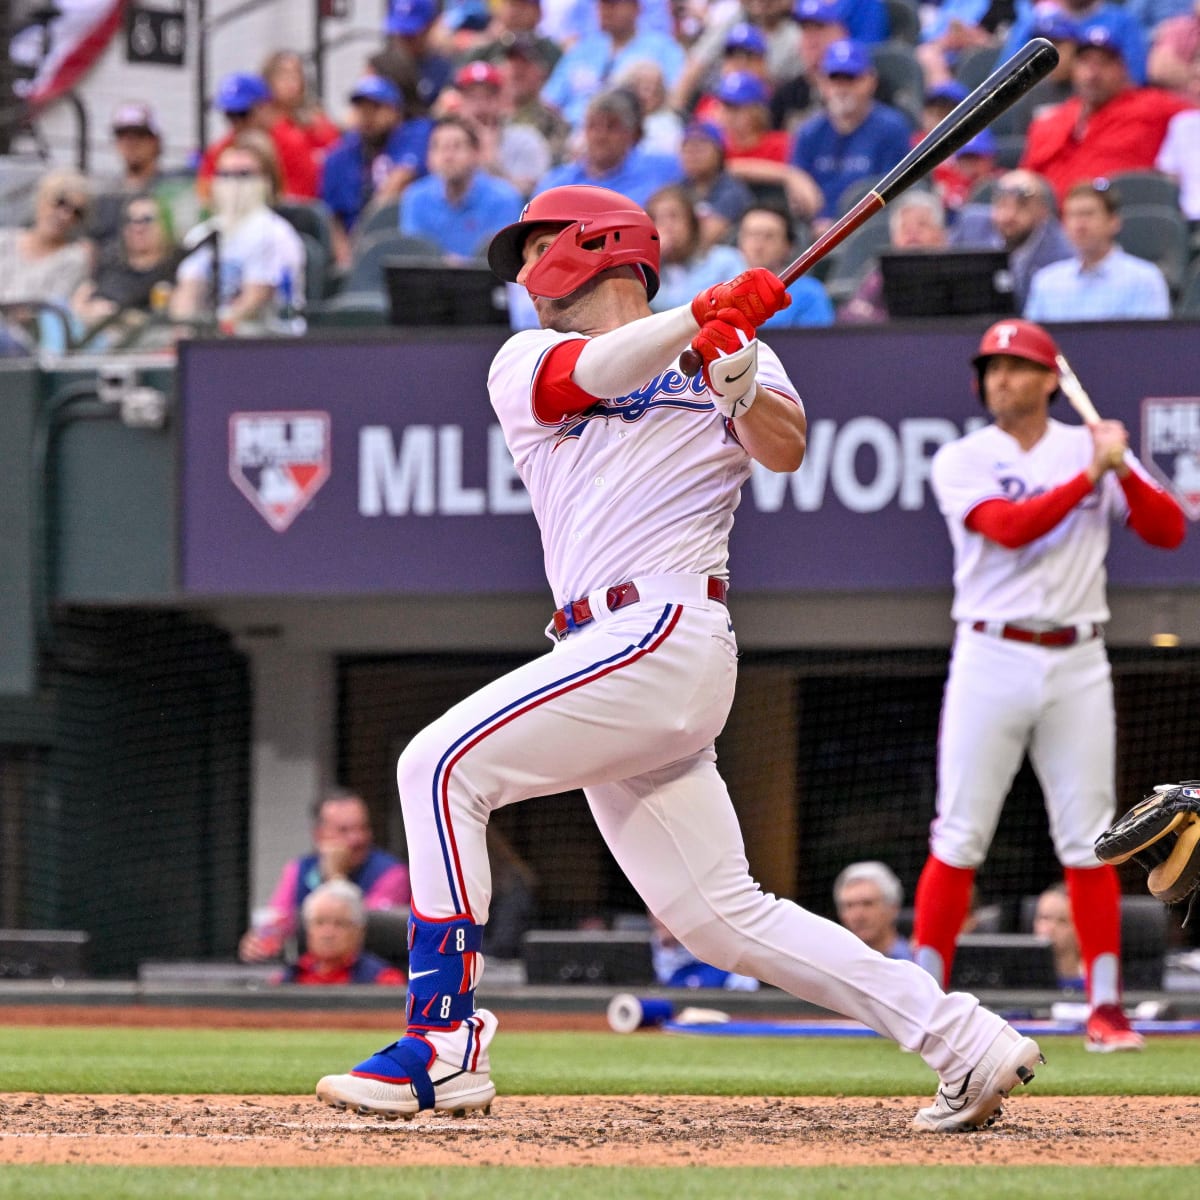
[
  {"x1": 531, "y1": 338, "x2": 601, "y2": 424},
  {"x1": 966, "y1": 470, "x2": 1094, "y2": 548},
  {"x1": 1119, "y1": 468, "x2": 1187, "y2": 548}
]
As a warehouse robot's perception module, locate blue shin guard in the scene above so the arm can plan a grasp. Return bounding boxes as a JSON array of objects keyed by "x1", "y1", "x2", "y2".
[{"x1": 348, "y1": 913, "x2": 484, "y2": 1111}]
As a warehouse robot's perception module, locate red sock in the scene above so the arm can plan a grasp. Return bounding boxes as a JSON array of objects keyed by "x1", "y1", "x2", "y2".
[
  {"x1": 912, "y1": 855, "x2": 976, "y2": 987},
  {"x1": 1064, "y1": 864, "x2": 1122, "y2": 1002}
]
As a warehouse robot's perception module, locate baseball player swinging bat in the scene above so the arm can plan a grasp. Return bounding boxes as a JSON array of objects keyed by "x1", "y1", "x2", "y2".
[{"x1": 679, "y1": 37, "x2": 1061, "y2": 377}]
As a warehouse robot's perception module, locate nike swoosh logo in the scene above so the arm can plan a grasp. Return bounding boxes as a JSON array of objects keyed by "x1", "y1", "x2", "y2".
[
  {"x1": 726, "y1": 363, "x2": 752, "y2": 382},
  {"x1": 408, "y1": 968, "x2": 438, "y2": 979}
]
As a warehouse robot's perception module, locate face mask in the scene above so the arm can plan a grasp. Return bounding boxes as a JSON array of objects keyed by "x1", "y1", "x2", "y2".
[{"x1": 211, "y1": 175, "x2": 269, "y2": 228}]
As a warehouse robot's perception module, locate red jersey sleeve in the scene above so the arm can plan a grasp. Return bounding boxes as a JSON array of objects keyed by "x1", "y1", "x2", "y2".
[
  {"x1": 531, "y1": 337, "x2": 602, "y2": 424},
  {"x1": 1120, "y1": 468, "x2": 1186, "y2": 548},
  {"x1": 966, "y1": 470, "x2": 1095, "y2": 548}
]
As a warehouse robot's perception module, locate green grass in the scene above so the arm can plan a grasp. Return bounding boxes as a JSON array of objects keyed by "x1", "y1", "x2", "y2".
[
  {"x1": 0, "y1": 1025, "x2": 1197, "y2": 1095},
  {"x1": 0, "y1": 1166, "x2": 1190, "y2": 1200}
]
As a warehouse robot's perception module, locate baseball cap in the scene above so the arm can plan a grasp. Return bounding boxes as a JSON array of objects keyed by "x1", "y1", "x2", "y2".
[
  {"x1": 793, "y1": 0, "x2": 840, "y2": 24},
  {"x1": 215, "y1": 72, "x2": 270, "y2": 115},
  {"x1": 715, "y1": 70, "x2": 770, "y2": 107},
  {"x1": 455, "y1": 61, "x2": 504, "y2": 91},
  {"x1": 444, "y1": 1, "x2": 493, "y2": 32},
  {"x1": 505, "y1": 33, "x2": 555, "y2": 69},
  {"x1": 349, "y1": 75, "x2": 403, "y2": 107},
  {"x1": 683, "y1": 120, "x2": 726, "y2": 151},
  {"x1": 724, "y1": 22, "x2": 768, "y2": 56},
  {"x1": 821, "y1": 39, "x2": 872, "y2": 78},
  {"x1": 956, "y1": 127, "x2": 997, "y2": 157},
  {"x1": 1030, "y1": 10, "x2": 1082, "y2": 42},
  {"x1": 1074, "y1": 25, "x2": 1124, "y2": 58},
  {"x1": 111, "y1": 101, "x2": 161, "y2": 136},
  {"x1": 386, "y1": 0, "x2": 437, "y2": 36},
  {"x1": 925, "y1": 81, "x2": 968, "y2": 106}
]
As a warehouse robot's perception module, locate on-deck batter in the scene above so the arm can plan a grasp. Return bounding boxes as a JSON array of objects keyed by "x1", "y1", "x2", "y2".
[
  {"x1": 912, "y1": 318, "x2": 1186, "y2": 1051},
  {"x1": 316, "y1": 186, "x2": 1044, "y2": 1132}
]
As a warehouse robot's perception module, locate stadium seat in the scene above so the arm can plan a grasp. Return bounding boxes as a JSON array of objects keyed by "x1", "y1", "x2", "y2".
[
  {"x1": 274, "y1": 198, "x2": 336, "y2": 258},
  {"x1": 306, "y1": 290, "x2": 391, "y2": 328},
  {"x1": 298, "y1": 232, "x2": 331, "y2": 305},
  {"x1": 344, "y1": 230, "x2": 442, "y2": 295},
  {"x1": 882, "y1": 0, "x2": 921, "y2": 46},
  {"x1": 953, "y1": 45, "x2": 1001, "y2": 91},
  {"x1": 1176, "y1": 257, "x2": 1200, "y2": 318},
  {"x1": 822, "y1": 210, "x2": 892, "y2": 302},
  {"x1": 1106, "y1": 170, "x2": 1181, "y2": 211},
  {"x1": 354, "y1": 198, "x2": 403, "y2": 242},
  {"x1": 1117, "y1": 204, "x2": 1190, "y2": 297},
  {"x1": 870, "y1": 42, "x2": 925, "y2": 127}
]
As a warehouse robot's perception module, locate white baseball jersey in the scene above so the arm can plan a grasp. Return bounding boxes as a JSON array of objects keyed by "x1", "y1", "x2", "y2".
[
  {"x1": 931, "y1": 417, "x2": 1138, "y2": 625},
  {"x1": 488, "y1": 328, "x2": 799, "y2": 606}
]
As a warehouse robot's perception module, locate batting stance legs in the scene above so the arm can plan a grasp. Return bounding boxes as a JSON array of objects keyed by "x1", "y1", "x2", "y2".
[
  {"x1": 914, "y1": 631, "x2": 1125, "y2": 1010},
  {"x1": 317, "y1": 594, "x2": 1029, "y2": 1118}
]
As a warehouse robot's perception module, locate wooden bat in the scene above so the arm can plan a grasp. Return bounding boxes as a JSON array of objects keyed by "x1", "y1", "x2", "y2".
[
  {"x1": 679, "y1": 37, "x2": 1061, "y2": 377},
  {"x1": 1054, "y1": 352, "x2": 1102, "y2": 424}
]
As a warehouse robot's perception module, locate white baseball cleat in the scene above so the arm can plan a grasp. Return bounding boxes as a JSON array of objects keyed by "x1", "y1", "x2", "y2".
[
  {"x1": 912, "y1": 1025, "x2": 1044, "y2": 1133},
  {"x1": 316, "y1": 1008, "x2": 498, "y2": 1120}
]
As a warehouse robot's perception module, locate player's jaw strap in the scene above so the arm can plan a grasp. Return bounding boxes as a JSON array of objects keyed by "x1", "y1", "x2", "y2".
[{"x1": 406, "y1": 912, "x2": 485, "y2": 1029}]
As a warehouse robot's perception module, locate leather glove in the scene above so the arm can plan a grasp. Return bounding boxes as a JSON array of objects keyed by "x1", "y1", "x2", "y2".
[
  {"x1": 691, "y1": 268, "x2": 790, "y2": 329},
  {"x1": 690, "y1": 308, "x2": 759, "y2": 419}
]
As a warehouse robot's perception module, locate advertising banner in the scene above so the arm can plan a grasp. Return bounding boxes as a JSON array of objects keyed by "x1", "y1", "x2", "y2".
[{"x1": 178, "y1": 323, "x2": 1200, "y2": 596}]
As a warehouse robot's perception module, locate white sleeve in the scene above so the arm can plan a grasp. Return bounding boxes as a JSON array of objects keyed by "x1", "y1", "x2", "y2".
[
  {"x1": 931, "y1": 438, "x2": 1004, "y2": 524},
  {"x1": 755, "y1": 338, "x2": 801, "y2": 406}
]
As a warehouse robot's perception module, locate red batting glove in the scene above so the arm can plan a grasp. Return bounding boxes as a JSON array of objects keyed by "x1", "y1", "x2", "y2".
[
  {"x1": 690, "y1": 307, "x2": 757, "y2": 395},
  {"x1": 691, "y1": 268, "x2": 790, "y2": 328}
]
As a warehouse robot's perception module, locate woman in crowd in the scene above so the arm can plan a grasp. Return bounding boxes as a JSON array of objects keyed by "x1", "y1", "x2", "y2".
[
  {"x1": 0, "y1": 168, "x2": 93, "y2": 310},
  {"x1": 646, "y1": 184, "x2": 747, "y2": 312},
  {"x1": 262, "y1": 49, "x2": 341, "y2": 159}
]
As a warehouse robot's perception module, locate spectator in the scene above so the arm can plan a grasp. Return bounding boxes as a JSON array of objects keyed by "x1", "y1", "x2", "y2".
[
  {"x1": 197, "y1": 72, "x2": 320, "y2": 205},
  {"x1": 615, "y1": 60, "x2": 684, "y2": 156},
  {"x1": 950, "y1": 169, "x2": 1075, "y2": 311},
  {"x1": 790, "y1": 40, "x2": 913, "y2": 230},
  {"x1": 540, "y1": 0, "x2": 686, "y2": 130},
  {"x1": 448, "y1": 60, "x2": 552, "y2": 196},
  {"x1": 171, "y1": 132, "x2": 307, "y2": 335},
  {"x1": 321, "y1": 75, "x2": 432, "y2": 267},
  {"x1": 71, "y1": 193, "x2": 180, "y2": 337},
  {"x1": 385, "y1": 0, "x2": 455, "y2": 112},
  {"x1": 1025, "y1": 178, "x2": 1172, "y2": 320},
  {"x1": 774, "y1": 0, "x2": 847, "y2": 129},
  {"x1": 239, "y1": 787, "x2": 411, "y2": 963},
  {"x1": 261, "y1": 50, "x2": 341, "y2": 160},
  {"x1": 680, "y1": 120, "x2": 756, "y2": 248},
  {"x1": 839, "y1": 189, "x2": 947, "y2": 323},
  {"x1": 1021, "y1": 26, "x2": 1191, "y2": 205},
  {"x1": 1147, "y1": 0, "x2": 1200, "y2": 100},
  {"x1": 646, "y1": 184, "x2": 747, "y2": 310},
  {"x1": 400, "y1": 115, "x2": 525, "y2": 259},
  {"x1": 1032, "y1": 882, "x2": 1085, "y2": 991},
  {"x1": 503, "y1": 35, "x2": 573, "y2": 168},
  {"x1": 1001, "y1": 0, "x2": 1150, "y2": 84},
  {"x1": 671, "y1": 0, "x2": 805, "y2": 116},
  {"x1": 1026, "y1": 10, "x2": 1085, "y2": 114},
  {"x1": 0, "y1": 168, "x2": 92, "y2": 310},
  {"x1": 88, "y1": 102, "x2": 197, "y2": 253},
  {"x1": 276, "y1": 880, "x2": 407, "y2": 986},
  {"x1": 936, "y1": 127, "x2": 1002, "y2": 214},
  {"x1": 649, "y1": 913, "x2": 760, "y2": 989},
  {"x1": 915, "y1": 0, "x2": 999, "y2": 89},
  {"x1": 688, "y1": 21, "x2": 774, "y2": 126},
  {"x1": 1155, "y1": 108, "x2": 1200, "y2": 221},
  {"x1": 736, "y1": 201, "x2": 836, "y2": 326},
  {"x1": 535, "y1": 88, "x2": 683, "y2": 205},
  {"x1": 833, "y1": 861, "x2": 914, "y2": 960},
  {"x1": 464, "y1": 0, "x2": 563, "y2": 74},
  {"x1": 833, "y1": 0, "x2": 890, "y2": 44}
]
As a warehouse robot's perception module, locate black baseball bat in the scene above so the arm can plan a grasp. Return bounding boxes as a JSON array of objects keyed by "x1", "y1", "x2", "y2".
[{"x1": 679, "y1": 37, "x2": 1060, "y2": 376}]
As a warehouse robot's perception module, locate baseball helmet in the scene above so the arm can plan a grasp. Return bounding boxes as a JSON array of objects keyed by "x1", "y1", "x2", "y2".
[
  {"x1": 487, "y1": 185, "x2": 661, "y2": 301},
  {"x1": 972, "y1": 318, "x2": 1061, "y2": 401}
]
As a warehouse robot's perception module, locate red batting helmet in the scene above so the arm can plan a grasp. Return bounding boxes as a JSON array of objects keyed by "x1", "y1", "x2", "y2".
[
  {"x1": 972, "y1": 318, "x2": 1061, "y2": 402},
  {"x1": 487, "y1": 185, "x2": 661, "y2": 301}
]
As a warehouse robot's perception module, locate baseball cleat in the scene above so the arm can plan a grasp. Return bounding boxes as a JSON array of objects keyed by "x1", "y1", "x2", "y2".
[
  {"x1": 316, "y1": 1008, "x2": 498, "y2": 1119},
  {"x1": 1085, "y1": 1003, "x2": 1145, "y2": 1053},
  {"x1": 912, "y1": 1026, "x2": 1044, "y2": 1133}
]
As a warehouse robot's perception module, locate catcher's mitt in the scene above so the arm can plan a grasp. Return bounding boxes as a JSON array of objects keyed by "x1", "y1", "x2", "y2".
[{"x1": 1095, "y1": 782, "x2": 1200, "y2": 912}]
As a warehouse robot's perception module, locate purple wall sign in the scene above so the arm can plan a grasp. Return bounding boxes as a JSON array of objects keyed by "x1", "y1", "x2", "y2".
[{"x1": 178, "y1": 324, "x2": 1200, "y2": 597}]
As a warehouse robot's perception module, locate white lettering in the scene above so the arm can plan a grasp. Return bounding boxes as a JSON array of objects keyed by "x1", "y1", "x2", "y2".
[
  {"x1": 831, "y1": 417, "x2": 900, "y2": 513},
  {"x1": 899, "y1": 419, "x2": 959, "y2": 510},
  {"x1": 438, "y1": 427, "x2": 485, "y2": 515},
  {"x1": 749, "y1": 418, "x2": 836, "y2": 511},
  {"x1": 488, "y1": 426, "x2": 531, "y2": 514},
  {"x1": 358, "y1": 426, "x2": 436, "y2": 515}
]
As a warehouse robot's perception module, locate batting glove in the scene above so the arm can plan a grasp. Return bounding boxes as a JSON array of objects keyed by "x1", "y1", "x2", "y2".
[
  {"x1": 691, "y1": 268, "x2": 790, "y2": 329},
  {"x1": 691, "y1": 308, "x2": 759, "y2": 419}
]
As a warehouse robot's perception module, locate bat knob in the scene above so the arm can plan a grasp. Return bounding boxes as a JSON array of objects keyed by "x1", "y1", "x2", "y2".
[{"x1": 679, "y1": 348, "x2": 702, "y2": 378}]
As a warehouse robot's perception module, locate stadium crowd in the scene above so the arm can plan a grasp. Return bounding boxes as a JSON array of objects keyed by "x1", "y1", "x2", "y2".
[{"x1": 2, "y1": 0, "x2": 1198, "y2": 353}]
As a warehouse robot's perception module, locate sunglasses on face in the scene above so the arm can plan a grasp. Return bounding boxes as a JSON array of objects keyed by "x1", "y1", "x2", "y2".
[
  {"x1": 54, "y1": 194, "x2": 86, "y2": 220},
  {"x1": 215, "y1": 168, "x2": 261, "y2": 178},
  {"x1": 124, "y1": 213, "x2": 158, "y2": 227}
]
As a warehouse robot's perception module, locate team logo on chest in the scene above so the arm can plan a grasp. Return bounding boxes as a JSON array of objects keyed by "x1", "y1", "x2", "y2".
[
  {"x1": 1142, "y1": 397, "x2": 1200, "y2": 520},
  {"x1": 557, "y1": 367, "x2": 713, "y2": 442},
  {"x1": 229, "y1": 411, "x2": 331, "y2": 531}
]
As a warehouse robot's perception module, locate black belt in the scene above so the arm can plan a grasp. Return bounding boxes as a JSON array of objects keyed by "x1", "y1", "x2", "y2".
[
  {"x1": 552, "y1": 577, "x2": 728, "y2": 640},
  {"x1": 971, "y1": 621, "x2": 1101, "y2": 648}
]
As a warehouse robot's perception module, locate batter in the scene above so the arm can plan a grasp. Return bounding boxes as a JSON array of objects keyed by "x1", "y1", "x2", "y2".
[
  {"x1": 316, "y1": 186, "x2": 1043, "y2": 1131},
  {"x1": 912, "y1": 318, "x2": 1186, "y2": 1051}
]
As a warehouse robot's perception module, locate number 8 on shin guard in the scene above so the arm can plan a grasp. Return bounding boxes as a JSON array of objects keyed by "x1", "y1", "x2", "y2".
[{"x1": 315, "y1": 912, "x2": 498, "y2": 1119}]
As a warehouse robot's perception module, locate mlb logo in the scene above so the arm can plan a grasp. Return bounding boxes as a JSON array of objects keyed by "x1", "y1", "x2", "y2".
[
  {"x1": 229, "y1": 411, "x2": 331, "y2": 532},
  {"x1": 1141, "y1": 397, "x2": 1200, "y2": 520}
]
